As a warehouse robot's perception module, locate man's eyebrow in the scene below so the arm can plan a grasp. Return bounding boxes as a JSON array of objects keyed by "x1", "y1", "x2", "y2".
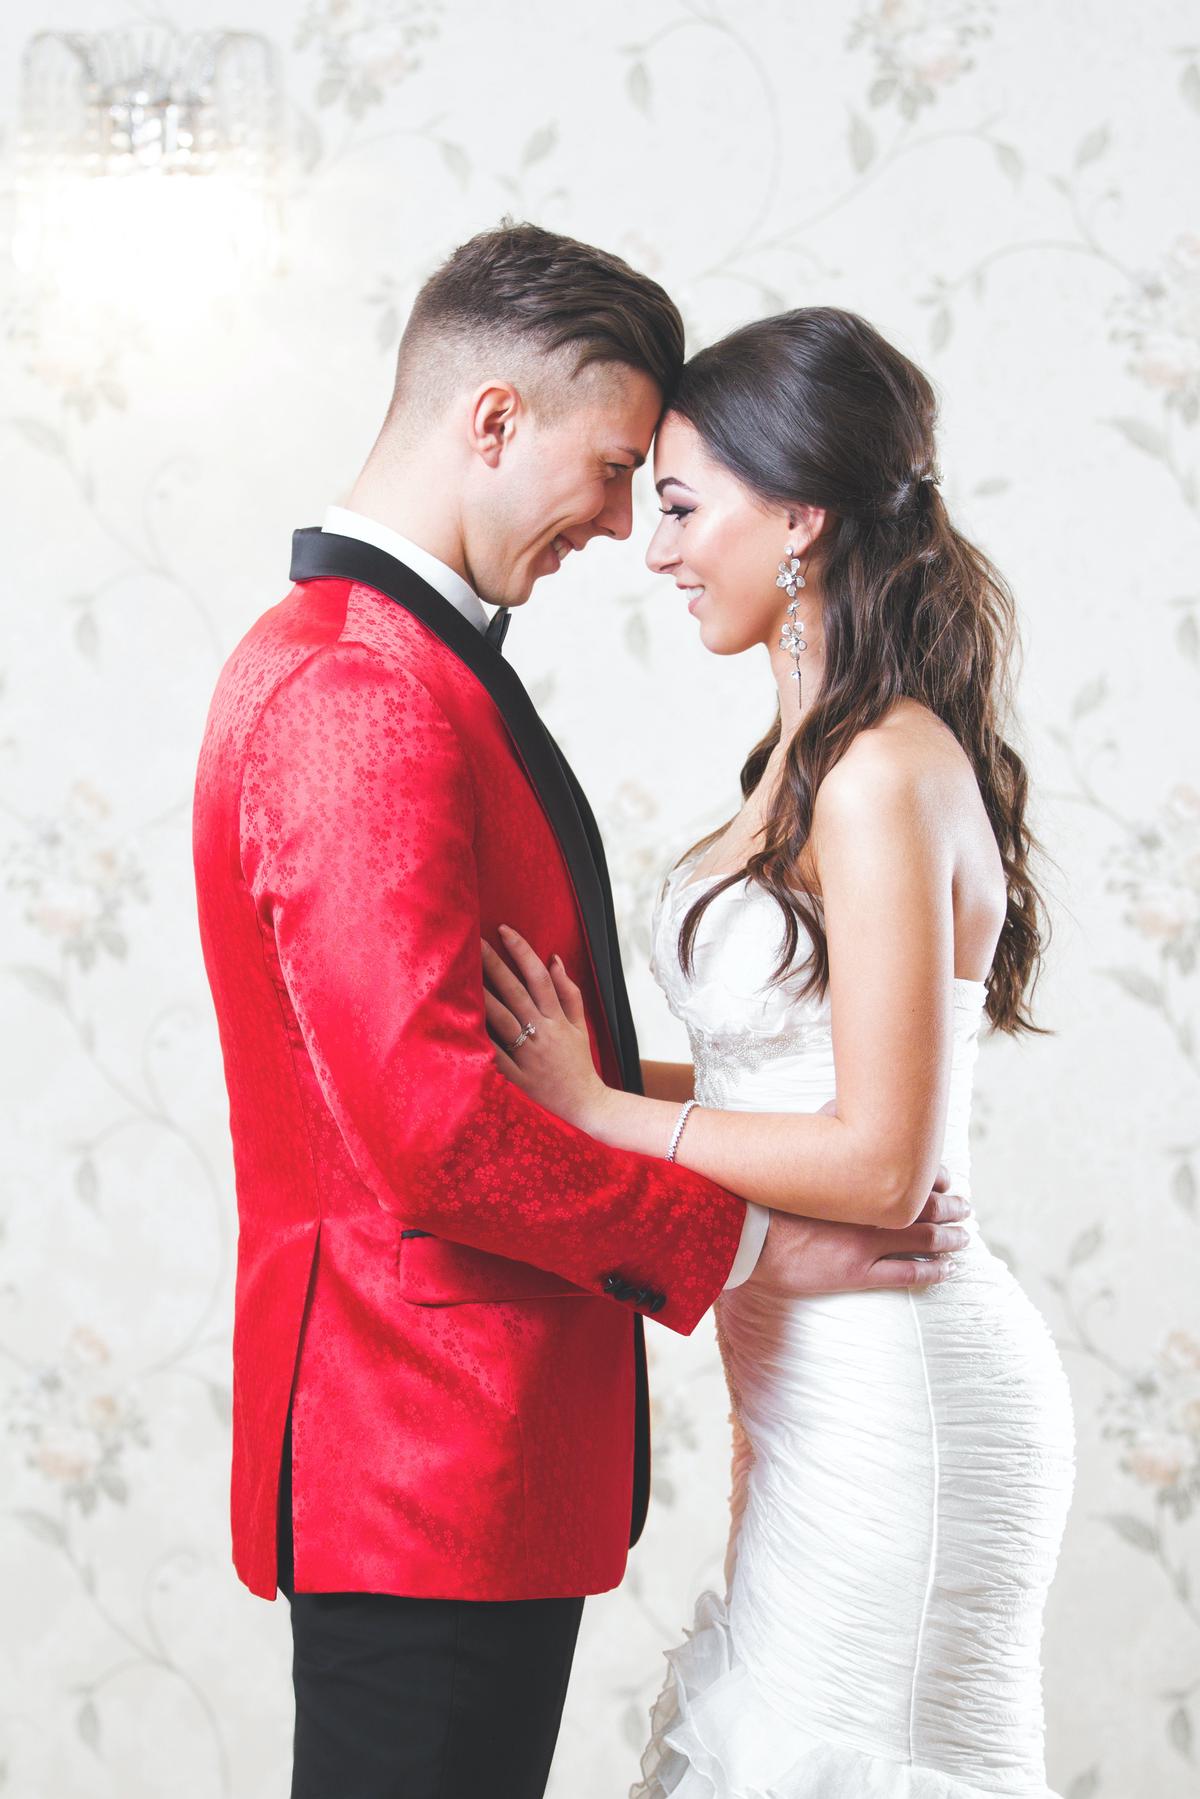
[
  {"x1": 655, "y1": 476, "x2": 696, "y2": 495},
  {"x1": 613, "y1": 447, "x2": 646, "y2": 469}
]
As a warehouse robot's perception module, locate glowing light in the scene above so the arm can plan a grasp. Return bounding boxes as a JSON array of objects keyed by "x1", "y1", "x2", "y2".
[{"x1": 15, "y1": 28, "x2": 282, "y2": 325}]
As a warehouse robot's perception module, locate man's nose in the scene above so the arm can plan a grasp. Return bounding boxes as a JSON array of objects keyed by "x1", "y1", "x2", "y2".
[{"x1": 593, "y1": 484, "x2": 635, "y2": 543}]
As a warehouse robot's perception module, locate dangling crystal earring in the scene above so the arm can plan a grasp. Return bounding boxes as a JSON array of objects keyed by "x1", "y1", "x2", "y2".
[{"x1": 776, "y1": 542, "x2": 808, "y2": 698}]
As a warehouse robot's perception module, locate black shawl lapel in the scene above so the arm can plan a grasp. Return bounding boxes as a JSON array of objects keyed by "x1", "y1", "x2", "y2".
[{"x1": 290, "y1": 527, "x2": 641, "y2": 1094}]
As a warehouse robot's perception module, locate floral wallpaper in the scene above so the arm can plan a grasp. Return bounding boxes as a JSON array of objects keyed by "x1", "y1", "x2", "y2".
[{"x1": 1, "y1": 1, "x2": 1196, "y2": 1795}]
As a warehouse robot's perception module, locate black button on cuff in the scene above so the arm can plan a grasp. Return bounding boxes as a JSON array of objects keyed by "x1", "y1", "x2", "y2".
[{"x1": 602, "y1": 1271, "x2": 666, "y2": 1311}]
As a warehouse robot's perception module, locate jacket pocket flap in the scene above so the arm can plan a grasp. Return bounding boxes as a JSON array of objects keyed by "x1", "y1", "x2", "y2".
[{"x1": 397, "y1": 1234, "x2": 589, "y2": 1305}]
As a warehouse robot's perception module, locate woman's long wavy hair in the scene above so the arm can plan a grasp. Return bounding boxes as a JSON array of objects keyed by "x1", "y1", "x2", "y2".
[{"x1": 670, "y1": 306, "x2": 1048, "y2": 1036}]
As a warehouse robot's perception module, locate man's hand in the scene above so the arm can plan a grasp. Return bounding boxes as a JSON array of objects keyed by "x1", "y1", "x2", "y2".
[{"x1": 747, "y1": 1171, "x2": 971, "y2": 1298}]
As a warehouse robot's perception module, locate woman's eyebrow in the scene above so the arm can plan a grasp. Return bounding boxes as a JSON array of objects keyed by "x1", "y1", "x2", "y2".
[{"x1": 654, "y1": 476, "x2": 697, "y2": 495}]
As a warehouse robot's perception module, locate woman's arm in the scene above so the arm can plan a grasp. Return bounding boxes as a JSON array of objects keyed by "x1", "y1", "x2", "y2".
[
  {"x1": 641, "y1": 1059, "x2": 695, "y2": 1102},
  {"x1": 483, "y1": 740, "x2": 957, "y2": 1230}
]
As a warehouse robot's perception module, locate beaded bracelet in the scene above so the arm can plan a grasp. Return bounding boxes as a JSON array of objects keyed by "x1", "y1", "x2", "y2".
[{"x1": 667, "y1": 1097, "x2": 700, "y2": 1163}]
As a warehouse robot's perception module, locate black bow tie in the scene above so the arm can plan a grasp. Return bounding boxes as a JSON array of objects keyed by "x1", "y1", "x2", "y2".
[{"x1": 484, "y1": 606, "x2": 511, "y2": 651}]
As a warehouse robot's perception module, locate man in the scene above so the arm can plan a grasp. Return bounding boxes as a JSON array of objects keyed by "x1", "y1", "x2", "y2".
[{"x1": 191, "y1": 220, "x2": 968, "y2": 1799}]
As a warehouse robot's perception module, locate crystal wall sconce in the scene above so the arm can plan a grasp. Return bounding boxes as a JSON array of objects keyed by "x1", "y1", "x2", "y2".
[{"x1": 15, "y1": 26, "x2": 283, "y2": 310}]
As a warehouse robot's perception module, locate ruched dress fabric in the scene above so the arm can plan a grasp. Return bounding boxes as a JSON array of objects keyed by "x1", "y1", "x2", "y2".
[{"x1": 633, "y1": 857, "x2": 1076, "y2": 1799}]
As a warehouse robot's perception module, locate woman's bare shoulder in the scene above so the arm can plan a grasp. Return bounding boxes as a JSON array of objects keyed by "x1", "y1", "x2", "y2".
[{"x1": 815, "y1": 701, "x2": 970, "y2": 820}]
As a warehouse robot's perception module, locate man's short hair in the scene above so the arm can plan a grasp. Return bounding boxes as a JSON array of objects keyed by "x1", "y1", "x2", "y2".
[{"x1": 387, "y1": 220, "x2": 684, "y2": 431}]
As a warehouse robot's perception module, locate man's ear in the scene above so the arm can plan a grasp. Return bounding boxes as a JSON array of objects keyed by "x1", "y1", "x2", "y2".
[{"x1": 469, "y1": 382, "x2": 522, "y2": 468}]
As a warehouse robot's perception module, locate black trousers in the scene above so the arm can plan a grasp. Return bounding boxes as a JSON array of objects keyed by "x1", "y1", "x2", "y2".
[{"x1": 277, "y1": 1412, "x2": 585, "y2": 1799}]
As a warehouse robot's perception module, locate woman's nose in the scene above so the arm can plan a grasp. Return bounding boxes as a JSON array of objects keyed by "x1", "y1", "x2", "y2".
[{"x1": 645, "y1": 522, "x2": 677, "y2": 574}]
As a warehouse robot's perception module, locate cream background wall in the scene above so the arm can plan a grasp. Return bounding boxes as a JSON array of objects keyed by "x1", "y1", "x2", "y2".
[{"x1": 1, "y1": 1, "x2": 1197, "y2": 1794}]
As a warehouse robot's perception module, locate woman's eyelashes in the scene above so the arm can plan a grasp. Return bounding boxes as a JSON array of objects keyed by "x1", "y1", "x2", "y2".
[{"x1": 658, "y1": 504, "x2": 694, "y2": 523}]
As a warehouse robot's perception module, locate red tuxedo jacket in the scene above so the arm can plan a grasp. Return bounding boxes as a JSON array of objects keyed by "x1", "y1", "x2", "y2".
[{"x1": 191, "y1": 529, "x2": 746, "y2": 1601}]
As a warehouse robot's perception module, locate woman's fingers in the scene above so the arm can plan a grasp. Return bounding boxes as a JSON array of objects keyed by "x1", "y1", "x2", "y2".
[
  {"x1": 548, "y1": 955, "x2": 587, "y2": 1029},
  {"x1": 491, "y1": 1039, "x2": 529, "y2": 1090},
  {"x1": 481, "y1": 935, "x2": 538, "y2": 1023},
  {"x1": 498, "y1": 924, "x2": 563, "y2": 1018},
  {"x1": 483, "y1": 986, "x2": 521, "y2": 1049}
]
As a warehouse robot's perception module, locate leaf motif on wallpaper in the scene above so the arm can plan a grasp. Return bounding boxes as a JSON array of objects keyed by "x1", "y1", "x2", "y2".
[
  {"x1": 206, "y1": 1382, "x2": 232, "y2": 1427},
  {"x1": 348, "y1": 83, "x2": 385, "y2": 122},
  {"x1": 1071, "y1": 675, "x2": 1107, "y2": 721},
  {"x1": 1075, "y1": 125, "x2": 1111, "y2": 170},
  {"x1": 993, "y1": 141, "x2": 1023, "y2": 184},
  {"x1": 11, "y1": 417, "x2": 67, "y2": 461},
  {"x1": 8, "y1": 966, "x2": 67, "y2": 1009},
  {"x1": 1104, "y1": 1511, "x2": 1161, "y2": 1554},
  {"x1": 75, "y1": 1157, "x2": 100, "y2": 1211},
  {"x1": 1066, "y1": 1770, "x2": 1100, "y2": 1799},
  {"x1": 1168, "y1": 1703, "x2": 1193, "y2": 1760},
  {"x1": 848, "y1": 111, "x2": 875, "y2": 173},
  {"x1": 627, "y1": 60, "x2": 652, "y2": 116},
  {"x1": 74, "y1": 610, "x2": 100, "y2": 665},
  {"x1": 522, "y1": 124, "x2": 559, "y2": 169},
  {"x1": 12, "y1": 1509, "x2": 67, "y2": 1548},
  {"x1": 1108, "y1": 416, "x2": 1170, "y2": 461},
  {"x1": 624, "y1": 609, "x2": 650, "y2": 665},
  {"x1": 1182, "y1": 61, "x2": 1200, "y2": 115},
  {"x1": 439, "y1": 140, "x2": 470, "y2": 187},
  {"x1": 76, "y1": 1698, "x2": 100, "y2": 1753},
  {"x1": 1101, "y1": 967, "x2": 1165, "y2": 1007},
  {"x1": 1067, "y1": 1224, "x2": 1103, "y2": 1267},
  {"x1": 1176, "y1": 610, "x2": 1199, "y2": 664},
  {"x1": 1172, "y1": 1161, "x2": 1196, "y2": 1218},
  {"x1": 525, "y1": 675, "x2": 557, "y2": 715}
]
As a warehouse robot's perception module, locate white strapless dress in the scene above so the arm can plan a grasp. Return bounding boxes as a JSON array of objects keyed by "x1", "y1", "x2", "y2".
[{"x1": 633, "y1": 856, "x2": 1075, "y2": 1799}]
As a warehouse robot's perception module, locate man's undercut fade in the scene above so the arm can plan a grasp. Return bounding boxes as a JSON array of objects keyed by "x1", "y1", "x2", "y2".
[{"x1": 386, "y1": 219, "x2": 685, "y2": 435}]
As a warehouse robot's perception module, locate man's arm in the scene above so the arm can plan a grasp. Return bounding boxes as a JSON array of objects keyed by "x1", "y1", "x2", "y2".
[{"x1": 238, "y1": 641, "x2": 745, "y2": 1335}]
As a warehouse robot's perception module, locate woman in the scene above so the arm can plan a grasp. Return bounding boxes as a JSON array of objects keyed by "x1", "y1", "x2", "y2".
[{"x1": 480, "y1": 307, "x2": 1075, "y2": 1797}]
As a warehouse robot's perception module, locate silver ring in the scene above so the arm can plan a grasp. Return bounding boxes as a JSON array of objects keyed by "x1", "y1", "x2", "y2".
[{"x1": 508, "y1": 1020, "x2": 538, "y2": 1054}]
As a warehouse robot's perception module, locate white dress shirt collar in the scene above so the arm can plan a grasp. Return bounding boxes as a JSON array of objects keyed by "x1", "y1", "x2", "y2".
[{"x1": 322, "y1": 505, "x2": 490, "y2": 636}]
